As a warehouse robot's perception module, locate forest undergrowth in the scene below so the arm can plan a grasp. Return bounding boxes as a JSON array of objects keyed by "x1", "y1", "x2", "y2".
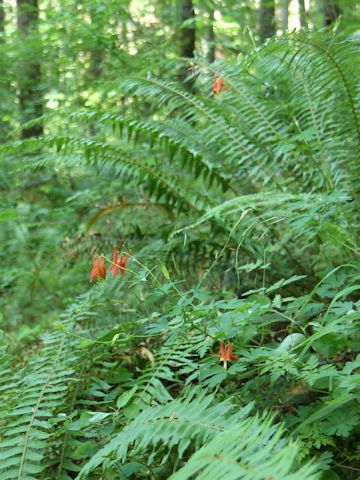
[{"x1": 0, "y1": 29, "x2": 360, "y2": 480}]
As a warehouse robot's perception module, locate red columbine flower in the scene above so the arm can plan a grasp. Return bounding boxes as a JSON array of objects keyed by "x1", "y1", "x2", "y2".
[
  {"x1": 118, "y1": 252, "x2": 130, "y2": 277},
  {"x1": 90, "y1": 255, "x2": 106, "y2": 282},
  {"x1": 211, "y1": 342, "x2": 239, "y2": 370},
  {"x1": 212, "y1": 76, "x2": 229, "y2": 95},
  {"x1": 109, "y1": 246, "x2": 130, "y2": 278},
  {"x1": 109, "y1": 247, "x2": 119, "y2": 277}
]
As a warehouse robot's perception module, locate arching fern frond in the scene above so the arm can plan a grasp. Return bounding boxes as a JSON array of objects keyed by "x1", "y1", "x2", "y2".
[
  {"x1": 245, "y1": 30, "x2": 360, "y2": 196},
  {"x1": 67, "y1": 111, "x2": 230, "y2": 192},
  {"x1": 121, "y1": 76, "x2": 280, "y2": 188},
  {"x1": 0, "y1": 289, "x2": 105, "y2": 480},
  {"x1": 77, "y1": 389, "x2": 318, "y2": 479},
  {"x1": 170, "y1": 418, "x2": 319, "y2": 480},
  {"x1": 0, "y1": 135, "x2": 203, "y2": 214}
]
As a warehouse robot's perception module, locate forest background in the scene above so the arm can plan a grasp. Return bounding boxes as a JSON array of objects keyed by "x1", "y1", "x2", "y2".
[{"x1": 0, "y1": 0, "x2": 360, "y2": 479}]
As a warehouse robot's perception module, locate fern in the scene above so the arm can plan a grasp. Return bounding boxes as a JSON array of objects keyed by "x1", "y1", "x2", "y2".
[
  {"x1": 0, "y1": 290, "x2": 104, "y2": 480},
  {"x1": 0, "y1": 331, "x2": 74, "y2": 479},
  {"x1": 170, "y1": 420, "x2": 318, "y2": 480},
  {"x1": 77, "y1": 389, "x2": 319, "y2": 479},
  {"x1": 3, "y1": 31, "x2": 359, "y2": 280},
  {"x1": 246, "y1": 31, "x2": 360, "y2": 196}
]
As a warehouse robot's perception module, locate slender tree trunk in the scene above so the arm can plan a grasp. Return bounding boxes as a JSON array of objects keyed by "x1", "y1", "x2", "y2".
[
  {"x1": 120, "y1": 21, "x2": 127, "y2": 47},
  {"x1": 0, "y1": 0, "x2": 4, "y2": 39},
  {"x1": 89, "y1": 48, "x2": 102, "y2": 80},
  {"x1": 299, "y1": 0, "x2": 308, "y2": 27},
  {"x1": 89, "y1": 44, "x2": 102, "y2": 136},
  {"x1": 207, "y1": 4, "x2": 215, "y2": 63},
  {"x1": 87, "y1": 49, "x2": 102, "y2": 137},
  {"x1": 323, "y1": 0, "x2": 340, "y2": 25},
  {"x1": 0, "y1": 0, "x2": 7, "y2": 141},
  {"x1": 179, "y1": 0, "x2": 196, "y2": 91},
  {"x1": 259, "y1": 0, "x2": 276, "y2": 42},
  {"x1": 88, "y1": 6, "x2": 103, "y2": 80},
  {"x1": 88, "y1": 7, "x2": 103, "y2": 136},
  {"x1": 279, "y1": 0, "x2": 289, "y2": 32},
  {"x1": 17, "y1": 0, "x2": 43, "y2": 138}
]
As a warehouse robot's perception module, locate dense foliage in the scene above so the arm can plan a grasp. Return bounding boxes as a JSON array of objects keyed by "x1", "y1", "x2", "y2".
[{"x1": 0, "y1": 1, "x2": 360, "y2": 479}]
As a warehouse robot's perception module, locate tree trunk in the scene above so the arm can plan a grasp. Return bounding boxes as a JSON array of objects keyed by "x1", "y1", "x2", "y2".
[
  {"x1": 179, "y1": 0, "x2": 196, "y2": 90},
  {"x1": 279, "y1": 0, "x2": 289, "y2": 32},
  {"x1": 323, "y1": 0, "x2": 340, "y2": 25},
  {"x1": 89, "y1": 48, "x2": 102, "y2": 80},
  {"x1": 299, "y1": 0, "x2": 308, "y2": 27},
  {"x1": 207, "y1": 4, "x2": 215, "y2": 63},
  {"x1": 259, "y1": 0, "x2": 276, "y2": 42},
  {"x1": 0, "y1": 0, "x2": 4, "y2": 39},
  {"x1": 0, "y1": 0, "x2": 7, "y2": 141},
  {"x1": 88, "y1": 7, "x2": 103, "y2": 136},
  {"x1": 88, "y1": 5, "x2": 104, "y2": 80},
  {"x1": 89, "y1": 44, "x2": 102, "y2": 136},
  {"x1": 17, "y1": 0, "x2": 43, "y2": 138}
]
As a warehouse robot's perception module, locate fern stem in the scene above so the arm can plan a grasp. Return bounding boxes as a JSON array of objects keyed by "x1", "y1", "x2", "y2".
[
  {"x1": 56, "y1": 365, "x2": 85, "y2": 479},
  {"x1": 300, "y1": 74, "x2": 335, "y2": 191},
  {"x1": 18, "y1": 373, "x2": 53, "y2": 480}
]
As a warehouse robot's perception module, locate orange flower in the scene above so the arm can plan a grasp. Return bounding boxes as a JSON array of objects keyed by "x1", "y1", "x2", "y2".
[
  {"x1": 109, "y1": 247, "x2": 119, "y2": 277},
  {"x1": 90, "y1": 255, "x2": 106, "y2": 282},
  {"x1": 211, "y1": 342, "x2": 239, "y2": 370},
  {"x1": 212, "y1": 76, "x2": 229, "y2": 95},
  {"x1": 118, "y1": 253, "x2": 130, "y2": 277},
  {"x1": 109, "y1": 246, "x2": 130, "y2": 278}
]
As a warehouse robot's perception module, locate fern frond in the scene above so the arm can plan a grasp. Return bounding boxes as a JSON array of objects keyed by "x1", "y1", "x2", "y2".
[
  {"x1": 77, "y1": 388, "x2": 319, "y2": 479},
  {"x1": 0, "y1": 290, "x2": 104, "y2": 480},
  {"x1": 247, "y1": 31, "x2": 360, "y2": 196},
  {"x1": 121, "y1": 76, "x2": 281, "y2": 188},
  {"x1": 170, "y1": 418, "x2": 319, "y2": 480},
  {"x1": 68, "y1": 111, "x2": 230, "y2": 192},
  {"x1": 76, "y1": 389, "x2": 250, "y2": 477},
  {"x1": 0, "y1": 135, "x2": 203, "y2": 213}
]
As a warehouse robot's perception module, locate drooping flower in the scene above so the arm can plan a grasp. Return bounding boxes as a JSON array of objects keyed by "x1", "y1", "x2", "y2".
[
  {"x1": 211, "y1": 342, "x2": 239, "y2": 370},
  {"x1": 109, "y1": 247, "x2": 119, "y2": 277},
  {"x1": 118, "y1": 252, "x2": 130, "y2": 277},
  {"x1": 90, "y1": 255, "x2": 106, "y2": 282},
  {"x1": 109, "y1": 246, "x2": 130, "y2": 278},
  {"x1": 212, "y1": 76, "x2": 229, "y2": 95}
]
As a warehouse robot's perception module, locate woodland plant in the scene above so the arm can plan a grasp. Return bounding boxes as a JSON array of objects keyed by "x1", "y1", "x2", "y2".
[{"x1": 0, "y1": 29, "x2": 359, "y2": 480}]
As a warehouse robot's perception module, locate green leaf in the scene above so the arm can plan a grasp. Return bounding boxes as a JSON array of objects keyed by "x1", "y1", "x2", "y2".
[
  {"x1": 0, "y1": 209, "x2": 18, "y2": 222},
  {"x1": 277, "y1": 333, "x2": 306, "y2": 351},
  {"x1": 117, "y1": 386, "x2": 138, "y2": 409}
]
